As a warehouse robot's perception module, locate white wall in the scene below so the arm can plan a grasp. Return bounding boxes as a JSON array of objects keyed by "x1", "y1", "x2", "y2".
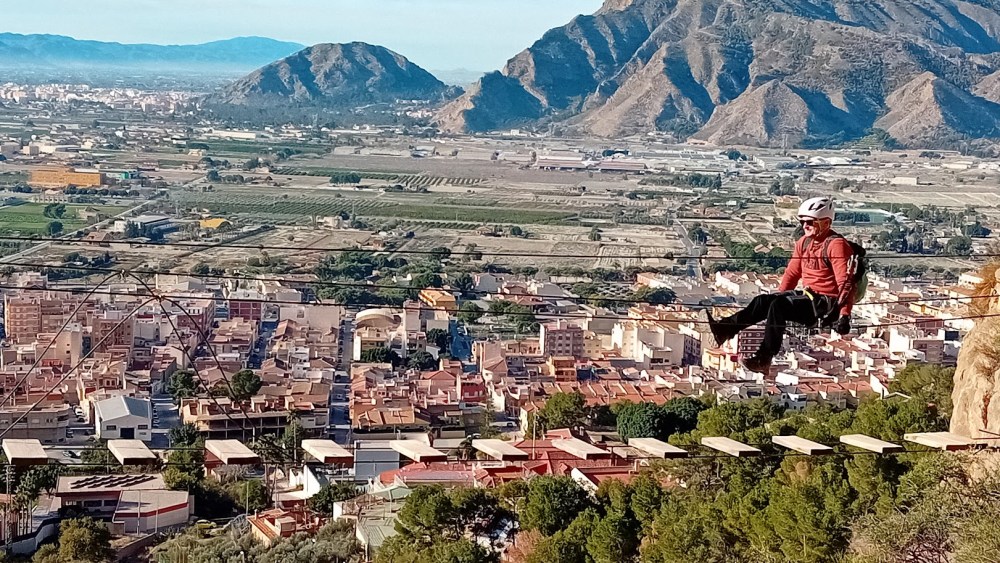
[{"x1": 96, "y1": 413, "x2": 152, "y2": 441}]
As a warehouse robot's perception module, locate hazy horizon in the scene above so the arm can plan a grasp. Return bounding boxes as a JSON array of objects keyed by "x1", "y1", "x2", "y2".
[{"x1": 3, "y1": 0, "x2": 605, "y2": 72}]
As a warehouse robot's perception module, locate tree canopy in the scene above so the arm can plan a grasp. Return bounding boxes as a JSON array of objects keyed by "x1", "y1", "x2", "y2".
[
  {"x1": 373, "y1": 375, "x2": 970, "y2": 563},
  {"x1": 229, "y1": 369, "x2": 263, "y2": 402}
]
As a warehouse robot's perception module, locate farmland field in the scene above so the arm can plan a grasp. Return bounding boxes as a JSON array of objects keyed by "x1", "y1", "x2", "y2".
[
  {"x1": 171, "y1": 192, "x2": 574, "y2": 225},
  {"x1": 0, "y1": 203, "x2": 127, "y2": 234},
  {"x1": 274, "y1": 167, "x2": 485, "y2": 188},
  {"x1": 0, "y1": 171, "x2": 28, "y2": 184}
]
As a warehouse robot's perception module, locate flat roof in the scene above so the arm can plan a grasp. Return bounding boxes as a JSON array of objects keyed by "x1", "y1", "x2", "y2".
[
  {"x1": 903, "y1": 432, "x2": 977, "y2": 451},
  {"x1": 627, "y1": 437, "x2": 689, "y2": 459},
  {"x1": 205, "y1": 440, "x2": 260, "y2": 465},
  {"x1": 772, "y1": 436, "x2": 834, "y2": 455},
  {"x1": 840, "y1": 434, "x2": 904, "y2": 454},
  {"x1": 107, "y1": 440, "x2": 157, "y2": 465},
  {"x1": 389, "y1": 440, "x2": 447, "y2": 462},
  {"x1": 551, "y1": 438, "x2": 611, "y2": 460},
  {"x1": 701, "y1": 437, "x2": 761, "y2": 457},
  {"x1": 3, "y1": 439, "x2": 48, "y2": 465},
  {"x1": 472, "y1": 439, "x2": 530, "y2": 461},
  {"x1": 302, "y1": 439, "x2": 353, "y2": 464}
]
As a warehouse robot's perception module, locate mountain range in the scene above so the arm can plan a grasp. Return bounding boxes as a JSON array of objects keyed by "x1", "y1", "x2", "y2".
[
  {"x1": 436, "y1": 0, "x2": 1000, "y2": 149},
  {"x1": 212, "y1": 43, "x2": 457, "y2": 107},
  {"x1": 0, "y1": 34, "x2": 305, "y2": 73}
]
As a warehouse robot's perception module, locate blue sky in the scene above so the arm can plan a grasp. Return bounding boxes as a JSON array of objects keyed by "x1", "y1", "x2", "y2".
[{"x1": 4, "y1": 0, "x2": 605, "y2": 71}]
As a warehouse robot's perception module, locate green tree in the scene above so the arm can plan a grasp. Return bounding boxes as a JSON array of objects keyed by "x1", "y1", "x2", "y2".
[
  {"x1": 163, "y1": 447, "x2": 204, "y2": 491},
  {"x1": 452, "y1": 272, "x2": 474, "y2": 296},
  {"x1": 458, "y1": 302, "x2": 483, "y2": 324},
  {"x1": 229, "y1": 369, "x2": 262, "y2": 402},
  {"x1": 427, "y1": 328, "x2": 451, "y2": 351},
  {"x1": 538, "y1": 392, "x2": 587, "y2": 432},
  {"x1": 631, "y1": 286, "x2": 677, "y2": 305},
  {"x1": 429, "y1": 247, "x2": 452, "y2": 262},
  {"x1": 167, "y1": 370, "x2": 198, "y2": 403},
  {"x1": 407, "y1": 351, "x2": 438, "y2": 370},
  {"x1": 411, "y1": 271, "x2": 444, "y2": 289},
  {"x1": 661, "y1": 397, "x2": 707, "y2": 436},
  {"x1": 521, "y1": 476, "x2": 593, "y2": 536},
  {"x1": 32, "y1": 544, "x2": 60, "y2": 563},
  {"x1": 891, "y1": 364, "x2": 954, "y2": 418},
  {"x1": 588, "y1": 510, "x2": 641, "y2": 563},
  {"x1": 47, "y1": 220, "x2": 64, "y2": 236},
  {"x1": 944, "y1": 236, "x2": 972, "y2": 256},
  {"x1": 223, "y1": 479, "x2": 268, "y2": 513},
  {"x1": 57, "y1": 517, "x2": 114, "y2": 563},
  {"x1": 615, "y1": 401, "x2": 668, "y2": 441},
  {"x1": 168, "y1": 423, "x2": 200, "y2": 447},
  {"x1": 510, "y1": 226, "x2": 524, "y2": 237},
  {"x1": 765, "y1": 464, "x2": 855, "y2": 563},
  {"x1": 360, "y1": 346, "x2": 402, "y2": 366},
  {"x1": 526, "y1": 510, "x2": 597, "y2": 563},
  {"x1": 308, "y1": 481, "x2": 361, "y2": 514}
]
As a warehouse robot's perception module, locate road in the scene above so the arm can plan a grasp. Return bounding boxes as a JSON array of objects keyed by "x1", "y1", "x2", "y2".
[
  {"x1": 673, "y1": 218, "x2": 706, "y2": 281},
  {"x1": 329, "y1": 316, "x2": 354, "y2": 445},
  {"x1": 151, "y1": 394, "x2": 181, "y2": 448},
  {"x1": 450, "y1": 321, "x2": 472, "y2": 361}
]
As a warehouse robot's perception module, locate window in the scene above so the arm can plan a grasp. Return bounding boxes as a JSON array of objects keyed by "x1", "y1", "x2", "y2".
[
  {"x1": 105, "y1": 425, "x2": 117, "y2": 431},
  {"x1": 103, "y1": 500, "x2": 117, "y2": 507},
  {"x1": 83, "y1": 500, "x2": 101, "y2": 508}
]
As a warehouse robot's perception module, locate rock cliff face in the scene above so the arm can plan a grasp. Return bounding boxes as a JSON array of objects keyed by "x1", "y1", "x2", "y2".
[
  {"x1": 952, "y1": 266, "x2": 1000, "y2": 439},
  {"x1": 438, "y1": 0, "x2": 1000, "y2": 148}
]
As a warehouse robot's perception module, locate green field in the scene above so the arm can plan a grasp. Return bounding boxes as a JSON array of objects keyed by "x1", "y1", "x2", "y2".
[
  {"x1": 0, "y1": 172, "x2": 28, "y2": 184},
  {"x1": 0, "y1": 203, "x2": 127, "y2": 234},
  {"x1": 205, "y1": 141, "x2": 329, "y2": 156},
  {"x1": 170, "y1": 193, "x2": 574, "y2": 226}
]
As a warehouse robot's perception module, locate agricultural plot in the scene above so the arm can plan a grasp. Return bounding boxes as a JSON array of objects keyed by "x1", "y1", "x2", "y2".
[
  {"x1": 205, "y1": 141, "x2": 328, "y2": 156},
  {"x1": 0, "y1": 203, "x2": 127, "y2": 234},
  {"x1": 171, "y1": 192, "x2": 573, "y2": 226},
  {"x1": 0, "y1": 172, "x2": 28, "y2": 184},
  {"x1": 275, "y1": 167, "x2": 484, "y2": 188}
]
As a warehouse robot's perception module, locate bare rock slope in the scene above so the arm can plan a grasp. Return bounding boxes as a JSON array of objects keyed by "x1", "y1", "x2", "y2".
[
  {"x1": 952, "y1": 267, "x2": 1000, "y2": 439},
  {"x1": 216, "y1": 42, "x2": 452, "y2": 107},
  {"x1": 439, "y1": 0, "x2": 1000, "y2": 148}
]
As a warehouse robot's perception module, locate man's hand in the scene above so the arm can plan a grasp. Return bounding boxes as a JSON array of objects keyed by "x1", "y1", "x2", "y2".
[{"x1": 834, "y1": 315, "x2": 851, "y2": 335}]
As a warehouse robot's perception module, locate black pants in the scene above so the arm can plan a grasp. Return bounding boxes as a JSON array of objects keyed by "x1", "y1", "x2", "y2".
[{"x1": 715, "y1": 291, "x2": 837, "y2": 360}]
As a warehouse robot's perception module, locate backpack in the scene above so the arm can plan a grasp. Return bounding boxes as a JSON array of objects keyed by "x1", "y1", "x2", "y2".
[{"x1": 804, "y1": 233, "x2": 869, "y2": 303}]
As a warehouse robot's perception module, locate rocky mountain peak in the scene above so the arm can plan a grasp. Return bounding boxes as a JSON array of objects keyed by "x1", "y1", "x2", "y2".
[
  {"x1": 215, "y1": 42, "x2": 453, "y2": 107},
  {"x1": 437, "y1": 0, "x2": 1000, "y2": 149}
]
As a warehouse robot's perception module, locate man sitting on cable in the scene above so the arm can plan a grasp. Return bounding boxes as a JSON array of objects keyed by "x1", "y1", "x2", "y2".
[{"x1": 707, "y1": 197, "x2": 856, "y2": 373}]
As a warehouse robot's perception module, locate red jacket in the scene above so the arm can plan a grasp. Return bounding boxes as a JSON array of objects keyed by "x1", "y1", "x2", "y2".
[{"x1": 778, "y1": 231, "x2": 855, "y2": 316}]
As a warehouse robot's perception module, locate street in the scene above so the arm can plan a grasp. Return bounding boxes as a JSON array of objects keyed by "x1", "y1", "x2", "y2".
[
  {"x1": 329, "y1": 316, "x2": 354, "y2": 445},
  {"x1": 151, "y1": 394, "x2": 181, "y2": 448}
]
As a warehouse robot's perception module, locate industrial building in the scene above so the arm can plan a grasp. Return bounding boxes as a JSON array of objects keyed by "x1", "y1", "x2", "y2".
[{"x1": 29, "y1": 168, "x2": 105, "y2": 188}]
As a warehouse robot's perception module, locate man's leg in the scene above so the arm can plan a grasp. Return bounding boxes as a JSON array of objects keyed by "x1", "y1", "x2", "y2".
[
  {"x1": 708, "y1": 294, "x2": 783, "y2": 346},
  {"x1": 756, "y1": 294, "x2": 818, "y2": 360}
]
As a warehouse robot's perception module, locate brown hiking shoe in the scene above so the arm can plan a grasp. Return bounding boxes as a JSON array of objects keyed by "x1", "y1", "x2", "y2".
[
  {"x1": 741, "y1": 355, "x2": 772, "y2": 374},
  {"x1": 706, "y1": 310, "x2": 730, "y2": 347}
]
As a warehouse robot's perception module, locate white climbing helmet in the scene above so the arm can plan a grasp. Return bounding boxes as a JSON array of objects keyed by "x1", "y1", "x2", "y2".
[{"x1": 798, "y1": 197, "x2": 835, "y2": 221}]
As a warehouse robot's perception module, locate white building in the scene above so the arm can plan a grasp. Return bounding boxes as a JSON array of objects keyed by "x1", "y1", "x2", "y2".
[{"x1": 94, "y1": 396, "x2": 152, "y2": 441}]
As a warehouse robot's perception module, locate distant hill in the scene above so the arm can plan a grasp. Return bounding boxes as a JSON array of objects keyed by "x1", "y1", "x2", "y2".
[
  {"x1": 0, "y1": 34, "x2": 305, "y2": 73},
  {"x1": 438, "y1": 0, "x2": 1000, "y2": 149},
  {"x1": 213, "y1": 43, "x2": 458, "y2": 107}
]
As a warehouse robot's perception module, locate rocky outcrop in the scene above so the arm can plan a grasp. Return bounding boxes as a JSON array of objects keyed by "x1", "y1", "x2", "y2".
[
  {"x1": 214, "y1": 42, "x2": 453, "y2": 107},
  {"x1": 952, "y1": 266, "x2": 1000, "y2": 439},
  {"x1": 438, "y1": 0, "x2": 1000, "y2": 148}
]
